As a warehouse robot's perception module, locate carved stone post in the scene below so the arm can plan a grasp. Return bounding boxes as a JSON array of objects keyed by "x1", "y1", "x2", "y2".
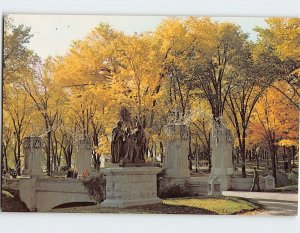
[
  {"x1": 75, "y1": 135, "x2": 93, "y2": 176},
  {"x1": 22, "y1": 136, "x2": 43, "y2": 177},
  {"x1": 161, "y1": 123, "x2": 190, "y2": 189},
  {"x1": 210, "y1": 126, "x2": 234, "y2": 191}
]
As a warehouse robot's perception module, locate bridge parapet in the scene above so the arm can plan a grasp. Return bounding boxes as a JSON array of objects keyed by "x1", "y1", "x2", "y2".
[{"x1": 19, "y1": 177, "x2": 94, "y2": 212}]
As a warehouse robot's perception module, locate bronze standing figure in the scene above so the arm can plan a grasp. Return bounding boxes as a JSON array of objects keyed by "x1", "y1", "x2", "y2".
[{"x1": 111, "y1": 121, "x2": 124, "y2": 163}]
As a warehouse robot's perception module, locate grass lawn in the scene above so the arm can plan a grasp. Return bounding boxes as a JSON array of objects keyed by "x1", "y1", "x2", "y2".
[
  {"x1": 51, "y1": 196, "x2": 260, "y2": 215},
  {"x1": 163, "y1": 197, "x2": 259, "y2": 215},
  {"x1": 2, "y1": 189, "x2": 260, "y2": 215}
]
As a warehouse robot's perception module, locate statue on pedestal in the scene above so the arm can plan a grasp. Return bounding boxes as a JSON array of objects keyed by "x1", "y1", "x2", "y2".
[
  {"x1": 133, "y1": 122, "x2": 146, "y2": 162},
  {"x1": 111, "y1": 107, "x2": 148, "y2": 166},
  {"x1": 120, "y1": 127, "x2": 138, "y2": 166},
  {"x1": 111, "y1": 120, "x2": 124, "y2": 163}
]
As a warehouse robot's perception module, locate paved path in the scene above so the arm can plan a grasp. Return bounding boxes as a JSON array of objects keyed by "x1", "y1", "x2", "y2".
[{"x1": 223, "y1": 191, "x2": 298, "y2": 216}]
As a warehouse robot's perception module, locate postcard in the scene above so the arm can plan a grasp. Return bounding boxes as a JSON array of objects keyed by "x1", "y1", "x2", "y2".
[{"x1": 2, "y1": 14, "x2": 299, "y2": 216}]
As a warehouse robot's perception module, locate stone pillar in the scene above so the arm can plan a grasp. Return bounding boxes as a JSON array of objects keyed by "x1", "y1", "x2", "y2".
[
  {"x1": 162, "y1": 123, "x2": 190, "y2": 188},
  {"x1": 75, "y1": 136, "x2": 92, "y2": 176},
  {"x1": 19, "y1": 177, "x2": 38, "y2": 211},
  {"x1": 210, "y1": 127, "x2": 234, "y2": 191},
  {"x1": 22, "y1": 136, "x2": 43, "y2": 177}
]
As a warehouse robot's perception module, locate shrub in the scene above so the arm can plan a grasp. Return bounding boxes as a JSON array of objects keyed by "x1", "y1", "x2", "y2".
[
  {"x1": 157, "y1": 168, "x2": 190, "y2": 198},
  {"x1": 287, "y1": 172, "x2": 298, "y2": 184},
  {"x1": 82, "y1": 174, "x2": 106, "y2": 203},
  {"x1": 159, "y1": 184, "x2": 189, "y2": 198}
]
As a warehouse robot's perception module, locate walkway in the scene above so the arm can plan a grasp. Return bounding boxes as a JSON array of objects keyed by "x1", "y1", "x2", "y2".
[{"x1": 223, "y1": 191, "x2": 298, "y2": 216}]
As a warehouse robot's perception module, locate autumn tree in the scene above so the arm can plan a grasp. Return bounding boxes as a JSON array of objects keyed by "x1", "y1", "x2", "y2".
[
  {"x1": 224, "y1": 43, "x2": 271, "y2": 177},
  {"x1": 2, "y1": 16, "x2": 37, "y2": 174},
  {"x1": 184, "y1": 18, "x2": 249, "y2": 122},
  {"x1": 255, "y1": 18, "x2": 300, "y2": 109},
  {"x1": 21, "y1": 58, "x2": 64, "y2": 176},
  {"x1": 3, "y1": 15, "x2": 34, "y2": 86},
  {"x1": 249, "y1": 83, "x2": 299, "y2": 182}
]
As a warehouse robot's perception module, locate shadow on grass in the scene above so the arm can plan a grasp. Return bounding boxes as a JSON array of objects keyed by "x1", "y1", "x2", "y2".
[
  {"x1": 127, "y1": 203, "x2": 219, "y2": 215},
  {"x1": 1, "y1": 189, "x2": 29, "y2": 212},
  {"x1": 53, "y1": 202, "x2": 96, "y2": 209}
]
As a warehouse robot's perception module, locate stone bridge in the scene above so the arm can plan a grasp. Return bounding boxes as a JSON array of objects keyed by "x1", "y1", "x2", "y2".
[
  {"x1": 3, "y1": 177, "x2": 94, "y2": 212},
  {"x1": 3, "y1": 135, "x2": 95, "y2": 212}
]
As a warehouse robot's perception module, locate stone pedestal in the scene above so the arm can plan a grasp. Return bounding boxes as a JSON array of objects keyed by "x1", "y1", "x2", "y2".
[
  {"x1": 264, "y1": 175, "x2": 275, "y2": 191},
  {"x1": 75, "y1": 136, "x2": 92, "y2": 176},
  {"x1": 22, "y1": 136, "x2": 43, "y2": 177},
  {"x1": 162, "y1": 123, "x2": 190, "y2": 189},
  {"x1": 101, "y1": 167, "x2": 162, "y2": 208},
  {"x1": 207, "y1": 176, "x2": 222, "y2": 196},
  {"x1": 210, "y1": 127, "x2": 234, "y2": 191}
]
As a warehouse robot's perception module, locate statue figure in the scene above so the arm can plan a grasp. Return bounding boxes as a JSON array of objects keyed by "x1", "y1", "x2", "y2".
[
  {"x1": 120, "y1": 127, "x2": 138, "y2": 166},
  {"x1": 213, "y1": 115, "x2": 224, "y2": 130},
  {"x1": 133, "y1": 123, "x2": 146, "y2": 162},
  {"x1": 111, "y1": 120, "x2": 124, "y2": 163}
]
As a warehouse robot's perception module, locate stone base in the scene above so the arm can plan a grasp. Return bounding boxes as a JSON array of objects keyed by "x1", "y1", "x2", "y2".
[
  {"x1": 101, "y1": 167, "x2": 162, "y2": 208},
  {"x1": 219, "y1": 175, "x2": 232, "y2": 191},
  {"x1": 231, "y1": 177, "x2": 265, "y2": 191},
  {"x1": 159, "y1": 177, "x2": 187, "y2": 189},
  {"x1": 186, "y1": 177, "x2": 208, "y2": 196},
  {"x1": 119, "y1": 162, "x2": 155, "y2": 167}
]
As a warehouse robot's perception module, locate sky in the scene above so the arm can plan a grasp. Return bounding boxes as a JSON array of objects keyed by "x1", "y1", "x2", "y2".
[{"x1": 9, "y1": 14, "x2": 268, "y2": 61}]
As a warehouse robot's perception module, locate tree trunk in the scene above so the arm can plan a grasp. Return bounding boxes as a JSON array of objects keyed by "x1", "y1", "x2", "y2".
[
  {"x1": 67, "y1": 144, "x2": 72, "y2": 168},
  {"x1": 64, "y1": 145, "x2": 72, "y2": 169},
  {"x1": 208, "y1": 133, "x2": 212, "y2": 171},
  {"x1": 292, "y1": 146, "x2": 296, "y2": 166},
  {"x1": 159, "y1": 141, "x2": 164, "y2": 164},
  {"x1": 283, "y1": 146, "x2": 286, "y2": 160},
  {"x1": 275, "y1": 151, "x2": 279, "y2": 168},
  {"x1": 17, "y1": 136, "x2": 21, "y2": 176},
  {"x1": 287, "y1": 147, "x2": 292, "y2": 171},
  {"x1": 271, "y1": 146, "x2": 277, "y2": 184},
  {"x1": 241, "y1": 132, "x2": 246, "y2": 177},
  {"x1": 188, "y1": 127, "x2": 192, "y2": 157},
  {"x1": 51, "y1": 136, "x2": 57, "y2": 171},
  {"x1": 253, "y1": 148, "x2": 260, "y2": 170},
  {"x1": 4, "y1": 152, "x2": 8, "y2": 172},
  {"x1": 149, "y1": 143, "x2": 153, "y2": 158},
  {"x1": 46, "y1": 131, "x2": 51, "y2": 176}
]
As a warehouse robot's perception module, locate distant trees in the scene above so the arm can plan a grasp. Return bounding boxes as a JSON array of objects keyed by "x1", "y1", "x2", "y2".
[{"x1": 248, "y1": 81, "x2": 299, "y2": 182}]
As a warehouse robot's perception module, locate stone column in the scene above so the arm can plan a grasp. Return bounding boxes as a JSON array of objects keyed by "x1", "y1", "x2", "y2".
[
  {"x1": 22, "y1": 136, "x2": 43, "y2": 177},
  {"x1": 162, "y1": 123, "x2": 190, "y2": 188},
  {"x1": 210, "y1": 127, "x2": 234, "y2": 191},
  {"x1": 75, "y1": 136, "x2": 93, "y2": 176}
]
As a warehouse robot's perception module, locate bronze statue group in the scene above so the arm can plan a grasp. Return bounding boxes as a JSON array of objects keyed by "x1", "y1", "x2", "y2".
[{"x1": 111, "y1": 120, "x2": 147, "y2": 167}]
